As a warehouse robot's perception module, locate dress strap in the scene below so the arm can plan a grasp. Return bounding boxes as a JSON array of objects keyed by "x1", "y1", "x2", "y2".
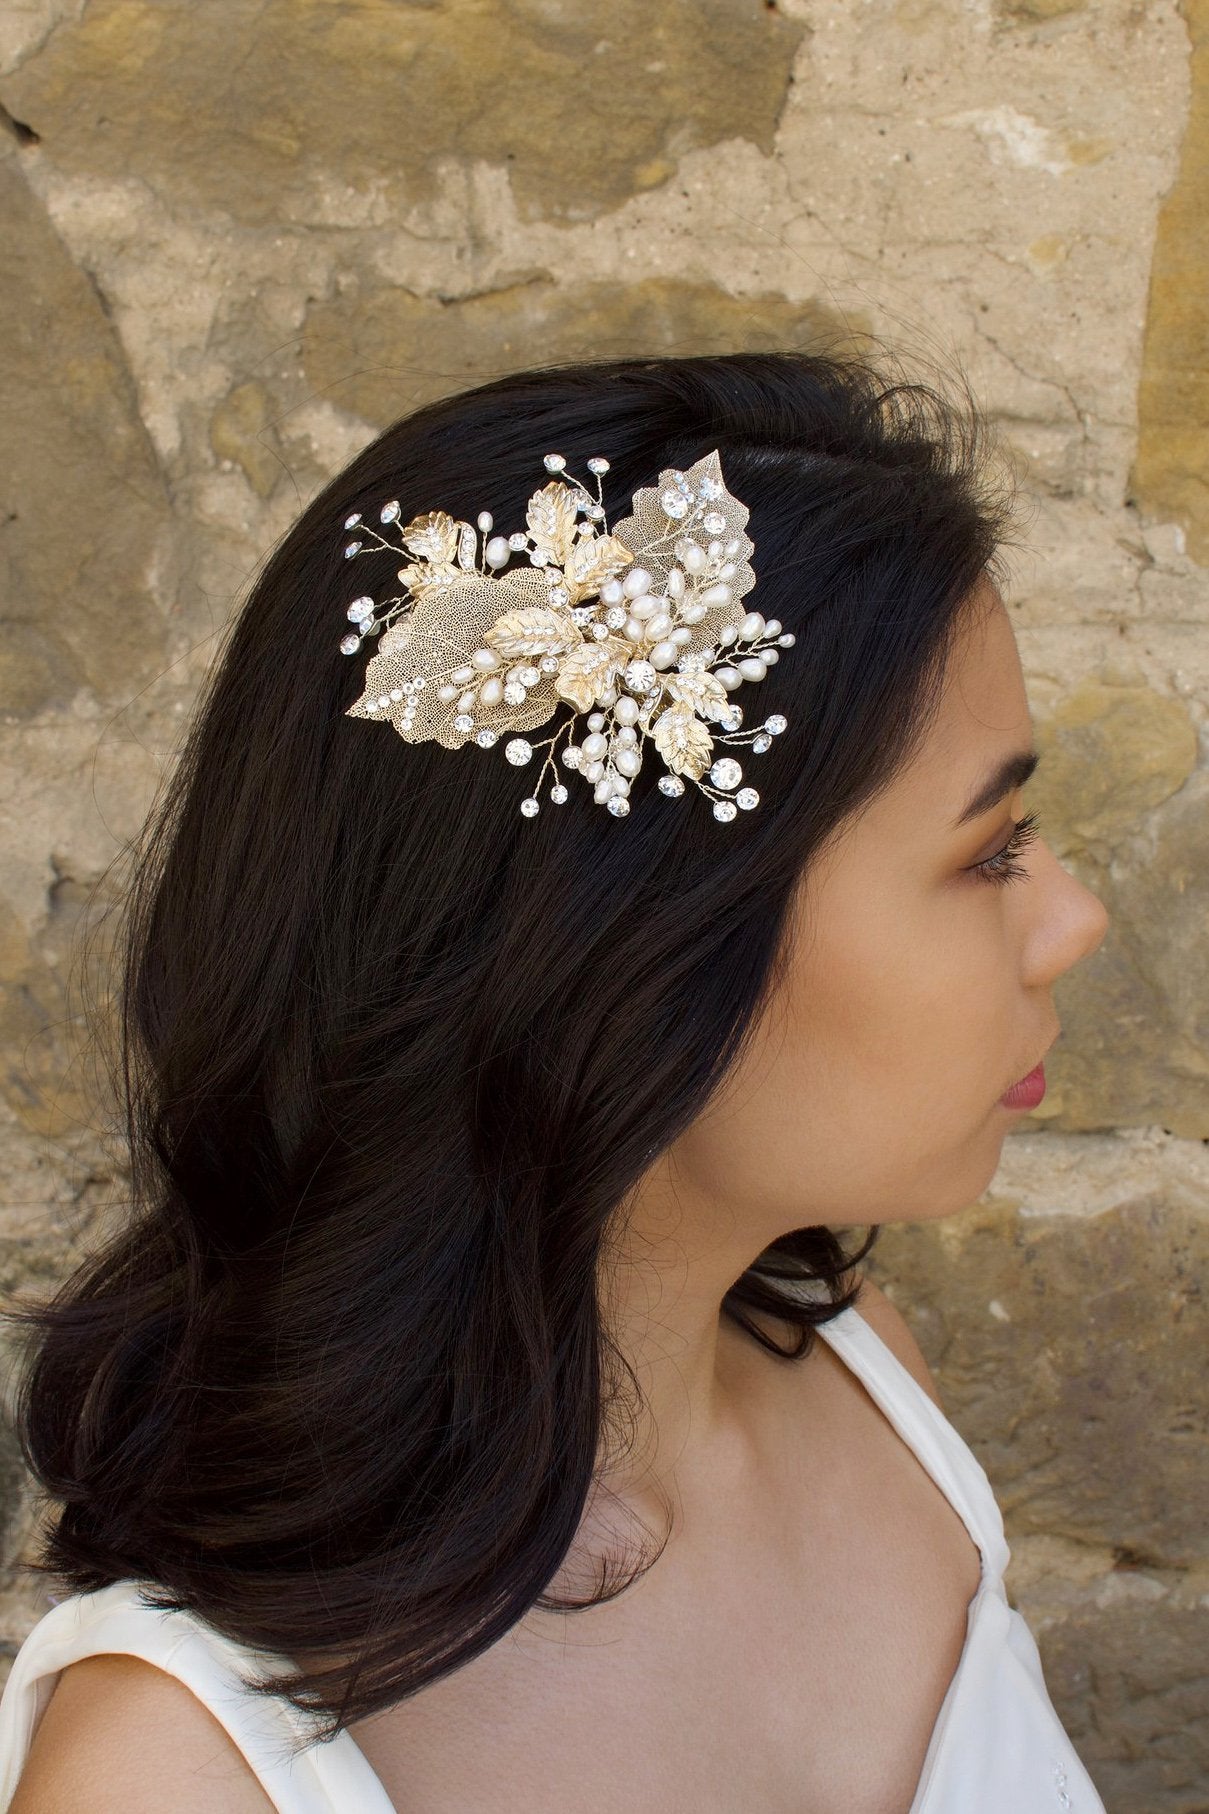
[
  {"x1": 812, "y1": 1303, "x2": 1012, "y2": 1581},
  {"x1": 0, "y1": 1580, "x2": 395, "y2": 1813}
]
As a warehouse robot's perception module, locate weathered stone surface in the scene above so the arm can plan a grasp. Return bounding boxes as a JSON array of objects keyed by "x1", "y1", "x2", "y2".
[
  {"x1": 300, "y1": 276, "x2": 859, "y2": 426},
  {"x1": 0, "y1": 155, "x2": 169, "y2": 718},
  {"x1": 209, "y1": 379, "x2": 283, "y2": 500},
  {"x1": 1134, "y1": 0, "x2": 1209, "y2": 563},
  {"x1": 3, "y1": 0, "x2": 804, "y2": 227},
  {"x1": 867, "y1": 1194, "x2": 1209, "y2": 1565}
]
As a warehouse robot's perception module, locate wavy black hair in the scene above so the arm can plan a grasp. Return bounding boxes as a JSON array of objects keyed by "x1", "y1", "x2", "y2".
[{"x1": 4, "y1": 344, "x2": 1017, "y2": 1742}]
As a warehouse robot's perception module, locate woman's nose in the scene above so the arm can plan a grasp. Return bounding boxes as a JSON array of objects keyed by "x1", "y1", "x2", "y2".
[{"x1": 1029, "y1": 841, "x2": 1111, "y2": 985}]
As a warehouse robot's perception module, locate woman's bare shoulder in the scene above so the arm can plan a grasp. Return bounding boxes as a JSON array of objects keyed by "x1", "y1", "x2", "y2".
[
  {"x1": 851, "y1": 1275, "x2": 945, "y2": 1409},
  {"x1": 9, "y1": 1652, "x2": 275, "y2": 1813}
]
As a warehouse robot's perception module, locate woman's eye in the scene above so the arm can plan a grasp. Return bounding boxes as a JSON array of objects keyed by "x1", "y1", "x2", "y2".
[{"x1": 971, "y1": 809, "x2": 1041, "y2": 887}]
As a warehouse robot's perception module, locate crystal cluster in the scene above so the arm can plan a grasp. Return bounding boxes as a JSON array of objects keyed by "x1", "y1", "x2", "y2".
[{"x1": 337, "y1": 449, "x2": 792, "y2": 822}]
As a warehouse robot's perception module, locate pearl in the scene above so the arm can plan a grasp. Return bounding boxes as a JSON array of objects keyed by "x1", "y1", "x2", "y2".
[
  {"x1": 594, "y1": 775, "x2": 613, "y2": 804},
  {"x1": 682, "y1": 545, "x2": 707, "y2": 575},
  {"x1": 645, "y1": 612, "x2": 672, "y2": 641},
  {"x1": 614, "y1": 696, "x2": 640, "y2": 726},
  {"x1": 716, "y1": 666, "x2": 743, "y2": 690},
  {"x1": 437, "y1": 683, "x2": 458, "y2": 701},
  {"x1": 679, "y1": 602, "x2": 707, "y2": 625},
  {"x1": 458, "y1": 689, "x2": 476, "y2": 712},
  {"x1": 587, "y1": 711, "x2": 606, "y2": 731},
  {"x1": 614, "y1": 747, "x2": 641, "y2": 777},
  {"x1": 738, "y1": 657, "x2": 768, "y2": 682},
  {"x1": 669, "y1": 627, "x2": 693, "y2": 646},
  {"x1": 478, "y1": 676, "x2": 504, "y2": 705},
  {"x1": 451, "y1": 665, "x2": 475, "y2": 683},
  {"x1": 764, "y1": 619, "x2": 781, "y2": 636},
  {"x1": 719, "y1": 561, "x2": 737, "y2": 581},
  {"x1": 485, "y1": 536, "x2": 511, "y2": 568},
  {"x1": 582, "y1": 732, "x2": 608, "y2": 760},
  {"x1": 648, "y1": 640, "x2": 679, "y2": 669},
  {"x1": 616, "y1": 725, "x2": 638, "y2": 746},
  {"x1": 740, "y1": 611, "x2": 766, "y2": 641},
  {"x1": 624, "y1": 618, "x2": 647, "y2": 642},
  {"x1": 622, "y1": 566, "x2": 653, "y2": 598},
  {"x1": 629, "y1": 594, "x2": 660, "y2": 620},
  {"x1": 471, "y1": 648, "x2": 500, "y2": 670},
  {"x1": 600, "y1": 577, "x2": 625, "y2": 606},
  {"x1": 665, "y1": 567, "x2": 685, "y2": 599},
  {"x1": 611, "y1": 774, "x2": 631, "y2": 797},
  {"x1": 477, "y1": 511, "x2": 493, "y2": 532},
  {"x1": 700, "y1": 582, "x2": 732, "y2": 609},
  {"x1": 583, "y1": 759, "x2": 605, "y2": 782}
]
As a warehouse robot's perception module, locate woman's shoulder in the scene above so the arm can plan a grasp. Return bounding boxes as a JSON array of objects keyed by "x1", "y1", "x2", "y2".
[
  {"x1": 847, "y1": 1274, "x2": 945, "y2": 1409},
  {"x1": 8, "y1": 1649, "x2": 275, "y2": 1812},
  {"x1": 15, "y1": 1655, "x2": 273, "y2": 1813}
]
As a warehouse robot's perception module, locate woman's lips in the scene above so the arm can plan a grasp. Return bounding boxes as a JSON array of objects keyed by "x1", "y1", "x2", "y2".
[{"x1": 1000, "y1": 1061, "x2": 1047, "y2": 1110}]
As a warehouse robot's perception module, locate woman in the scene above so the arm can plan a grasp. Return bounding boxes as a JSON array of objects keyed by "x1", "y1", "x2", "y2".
[{"x1": 0, "y1": 347, "x2": 1110, "y2": 1811}]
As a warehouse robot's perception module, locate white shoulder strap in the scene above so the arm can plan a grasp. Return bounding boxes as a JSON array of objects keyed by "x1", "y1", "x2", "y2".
[
  {"x1": 814, "y1": 1305, "x2": 1012, "y2": 1580},
  {"x1": 0, "y1": 1580, "x2": 395, "y2": 1813}
]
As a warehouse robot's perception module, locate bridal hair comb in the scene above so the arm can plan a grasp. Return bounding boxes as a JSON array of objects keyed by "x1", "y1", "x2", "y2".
[{"x1": 337, "y1": 448, "x2": 792, "y2": 821}]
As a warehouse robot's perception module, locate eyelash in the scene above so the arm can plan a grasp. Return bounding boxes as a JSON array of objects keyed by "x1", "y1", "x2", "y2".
[{"x1": 972, "y1": 810, "x2": 1041, "y2": 886}]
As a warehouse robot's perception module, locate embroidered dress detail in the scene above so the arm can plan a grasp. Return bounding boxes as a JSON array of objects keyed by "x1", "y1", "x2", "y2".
[{"x1": 0, "y1": 1303, "x2": 1107, "y2": 1813}]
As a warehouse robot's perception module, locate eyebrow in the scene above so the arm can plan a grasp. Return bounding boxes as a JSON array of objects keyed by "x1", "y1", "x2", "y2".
[{"x1": 952, "y1": 750, "x2": 1041, "y2": 828}]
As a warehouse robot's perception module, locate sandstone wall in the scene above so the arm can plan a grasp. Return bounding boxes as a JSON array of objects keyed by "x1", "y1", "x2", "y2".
[{"x1": 1, "y1": 2, "x2": 1206, "y2": 1806}]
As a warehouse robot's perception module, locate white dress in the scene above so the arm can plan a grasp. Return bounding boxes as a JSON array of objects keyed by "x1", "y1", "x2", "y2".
[{"x1": 0, "y1": 1302, "x2": 1107, "y2": 1812}]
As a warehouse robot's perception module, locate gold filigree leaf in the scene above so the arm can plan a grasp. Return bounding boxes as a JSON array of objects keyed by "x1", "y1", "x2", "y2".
[
  {"x1": 554, "y1": 638, "x2": 629, "y2": 713},
  {"x1": 400, "y1": 511, "x2": 459, "y2": 563},
  {"x1": 526, "y1": 483, "x2": 579, "y2": 566},
  {"x1": 653, "y1": 704, "x2": 713, "y2": 780},
  {"x1": 379, "y1": 619, "x2": 414, "y2": 657},
  {"x1": 664, "y1": 668, "x2": 729, "y2": 721},
  {"x1": 484, "y1": 605, "x2": 581, "y2": 661},
  {"x1": 564, "y1": 532, "x2": 634, "y2": 604}
]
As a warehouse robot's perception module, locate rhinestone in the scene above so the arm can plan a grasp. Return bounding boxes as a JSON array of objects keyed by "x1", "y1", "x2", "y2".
[
  {"x1": 413, "y1": 675, "x2": 426, "y2": 689},
  {"x1": 540, "y1": 656, "x2": 559, "y2": 672},
  {"x1": 548, "y1": 585, "x2": 570, "y2": 606},
  {"x1": 377, "y1": 695, "x2": 391, "y2": 709},
  {"x1": 347, "y1": 596, "x2": 374, "y2": 622},
  {"x1": 453, "y1": 712, "x2": 474, "y2": 732},
  {"x1": 712, "y1": 798, "x2": 738, "y2": 821},
  {"x1": 737, "y1": 787, "x2": 759, "y2": 810},
  {"x1": 703, "y1": 511, "x2": 726, "y2": 534},
  {"x1": 709, "y1": 757, "x2": 742, "y2": 790},
  {"x1": 344, "y1": 541, "x2": 363, "y2": 558},
  {"x1": 699, "y1": 475, "x2": 723, "y2": 500},
  {"x1": 515, "y1": 665, "x2": 539, "y2": 686},
  {"x1": 766, "y1": 714, "x2": 787, "y2": 734},
  {"x1": 660, "y1": 489, "x2": 689, "y2": 519},
  {"x1": 546, "y1": 784, "x2": 566, "y2": 804},
  {"x1": 475, "y1": 729, "x2": 498, "y2": 747},
  {"x1": 380, "y1": 500, "x2": 401, "y2": 523},
  {"x1": 592, "y1": 622, "x2": 610, "y2": 641},
  {"x1": 543, "y1": 453, "x2": 566, "y2": 472},
  {"x1": 602, "y1": 605, "x2": 625, "y2": 629},
  {"x1": 753, "y1": 732, "x2": 772, "y2": 753},
  {"x1": 587, "y1": 457, "x2": 610, "y2": 474},
  {"x1": 344, "y1": 512, "x2": 362, "y2": 529},
  {"x1": 658, "y1": 775, "x2": 685, "y2": 796},
  {"x1": 389, "y1": 687, "x2": 403, "y2": 702},
  {"x1": 721, "y1": 709, "x2": 742, "y2": 730},
  {"x1": 340, "y1": 633, "x2": 361, "y2": 654},
  {"x1": 530, "y1": 548, "x2": 548, "y2": 566},
  {"x1": 503, "y1": 682, "x2": 526, "y2": 704},
  {"x1": 585, "y1": 503, "x2": 606, "y2": 520},
  {"x1": 503, "y1": 533, "x2": 525, "y2": 552},
  {"x1": 520, "y1": 797, "x2": 540, "y2": 816},
  {"x1": 624, "y1": 659, "x2": 657, "y2": 694},
  {"x1": 607, "y1": 796, "x2": 630, "y2": 816},
  {"x1": 505, "y1": 738, "x2": 533, "y2": 765}
]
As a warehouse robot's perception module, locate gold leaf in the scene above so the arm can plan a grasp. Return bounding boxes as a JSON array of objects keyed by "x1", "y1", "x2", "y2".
[
  {"x1": 379, "y1": 619, "x2": 413, "y2": 657},
  {"x1": 564, "y1": 532, "x2": 634, "y2": 604},
  {"x1": 554, "y1": 638, "x2": 628, "y2": 713},
  {"x1": 664, "y1": 668, "x2": 729, "y2": 721},
  {"x1": 653, "y1": 704, "x2": 713, "y2": 780},
  {"x1": 397, "y1": 559, "x2": 461, "y2": 598},
  {"x1": 400, "y1": 510, "x2": 459, "y2": 563},
  {"x1": 484, "y1": 605, "x2": 580, "y2": 661},
  {"x1": 526, "y1": 483, "x2": 579, "y2": 566}
]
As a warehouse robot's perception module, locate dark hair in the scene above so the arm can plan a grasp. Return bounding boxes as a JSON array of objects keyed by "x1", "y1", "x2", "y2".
[{"x1": 5, "y1": 345, "x2": 1016, "y2": 1742}]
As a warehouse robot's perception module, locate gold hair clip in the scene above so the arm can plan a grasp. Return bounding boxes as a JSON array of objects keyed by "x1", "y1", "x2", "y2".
[{"x1": 338, "y1": 449, "x2": 791, "y2": 820}]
